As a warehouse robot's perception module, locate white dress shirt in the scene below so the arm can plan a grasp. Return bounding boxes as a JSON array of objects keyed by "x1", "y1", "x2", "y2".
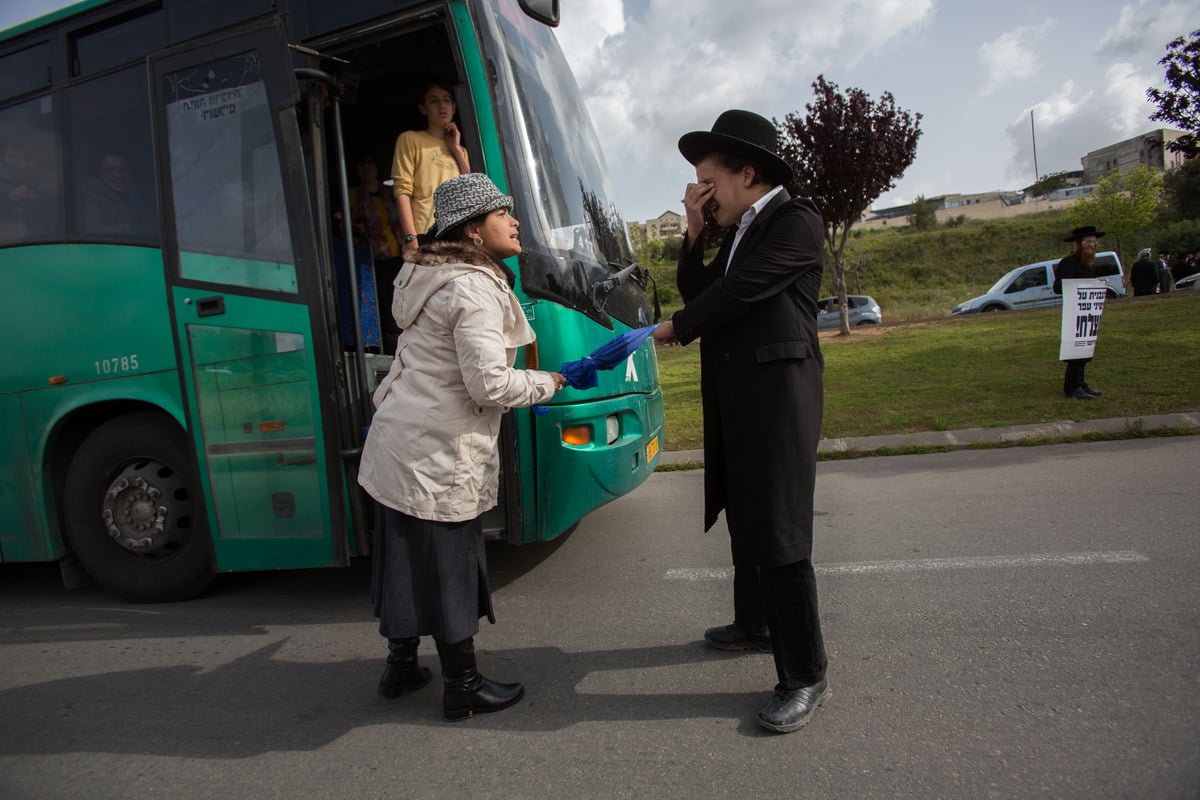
[{"x1": 726, "y1": 184, "x2": 784, "y2": 273}]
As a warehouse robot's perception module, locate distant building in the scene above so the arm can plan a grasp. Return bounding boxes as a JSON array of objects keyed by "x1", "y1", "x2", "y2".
[
  {"x1": 1047, "y1": 184, "x2": 1097, "y2": 202},
  {"x1": 863, "y1": 191, "x2": 1023, "y2": 223},
  {"x1": 1081, "y1": 128, "x2": 1189, "y2": 184},
  {"x1": 628, "y1": 210, "x2": 686, "y2": 242}
]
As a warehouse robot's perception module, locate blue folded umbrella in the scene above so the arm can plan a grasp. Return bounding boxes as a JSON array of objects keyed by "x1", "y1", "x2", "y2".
[{"x1": 560, "y1": 325, "x2": 658, "y2": 390}]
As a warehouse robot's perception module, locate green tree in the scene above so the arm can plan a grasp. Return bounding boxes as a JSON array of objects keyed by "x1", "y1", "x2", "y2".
[
  {"x1": 660, "y1": 236, "x2": 684, "y2": 264},
  {"x1": 1161, "y1": 156, "x2": 1200, "y2": 221},
  {"x1": 1152, "y1": 218, "x2": 1200, "y2": 264},
  {"x1": 634, "y1": 236, "x2": 664, "y2": 265},
  {"x1": 776, "y1": 75, "x2": 922, "y2": 334},
  {"x1": 1147, "y1": 29, "x2": 1200, "y2": 158},
  {"x1": 906, "y1": 195, "x2": 937, "y2": 231},
  {"x1": 1070, "y1": 164, "x2": 1164, "y2": 263}
]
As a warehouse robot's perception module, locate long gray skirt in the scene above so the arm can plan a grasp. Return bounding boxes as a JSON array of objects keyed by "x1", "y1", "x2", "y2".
[{"x1": 370, "y1": 506, "x2": 496, "y2": 643}]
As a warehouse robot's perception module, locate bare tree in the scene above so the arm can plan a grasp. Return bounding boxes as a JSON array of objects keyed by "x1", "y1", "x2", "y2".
[{"x1": 776, "y1": 76, "x2": 922, "y2": 334}]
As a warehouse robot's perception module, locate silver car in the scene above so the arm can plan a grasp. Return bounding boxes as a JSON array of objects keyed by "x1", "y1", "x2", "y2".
[
  {"x1": 952, "y1": 251, "x2": 1126, "y2": 315},
  {"x1": 817, "y1": 295, "x2": 882, "y2": 329}
]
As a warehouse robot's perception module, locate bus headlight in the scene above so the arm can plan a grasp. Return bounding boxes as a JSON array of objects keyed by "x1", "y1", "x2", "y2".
[{"x1": 606, "y1": 415, "x2": 619, "y2": 445}]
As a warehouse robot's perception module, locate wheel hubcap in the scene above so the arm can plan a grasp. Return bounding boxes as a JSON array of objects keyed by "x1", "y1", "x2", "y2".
[{"x1": 100, "y1": 459, "x2": 191, "y2": 558}]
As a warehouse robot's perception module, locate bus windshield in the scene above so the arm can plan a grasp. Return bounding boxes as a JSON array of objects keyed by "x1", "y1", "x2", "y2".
[{"x1": 478, "y1": 0, "x2": 652, "y2": 330}]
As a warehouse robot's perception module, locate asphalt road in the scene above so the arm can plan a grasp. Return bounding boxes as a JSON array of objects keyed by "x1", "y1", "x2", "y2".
[{"x1": 1, "y1": 437, "x2": 1197, "y2": 799}]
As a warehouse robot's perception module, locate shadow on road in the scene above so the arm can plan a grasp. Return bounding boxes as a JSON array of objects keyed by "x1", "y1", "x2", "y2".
[
  {"x1": 0, "y1": 533, "x2": 572, "y2": 644},
  {"x1": 0, "y1": 639, "x2": 773, "y2": 755}
]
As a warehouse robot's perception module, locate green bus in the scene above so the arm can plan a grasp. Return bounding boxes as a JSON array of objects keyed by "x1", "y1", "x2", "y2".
[{"x1": 0, "y1": 0, "x2": 663, "y2": 601}]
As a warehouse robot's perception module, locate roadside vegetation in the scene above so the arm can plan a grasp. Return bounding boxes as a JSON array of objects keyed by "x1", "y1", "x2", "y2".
[
  {"x1": 642, "y1": 207, "x2": 1200, "y2": 323},
  {"x1": 654, "y1": 291, "x2": 1200, "y2": 451}
]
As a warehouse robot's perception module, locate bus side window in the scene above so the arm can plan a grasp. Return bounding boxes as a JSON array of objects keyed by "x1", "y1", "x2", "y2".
[
  {"x1": 66, "y1": 67, "x2": 158, "y2": 245},
  {"x1": 0, "y1": 97, "x2": 63, "y2": 246}
]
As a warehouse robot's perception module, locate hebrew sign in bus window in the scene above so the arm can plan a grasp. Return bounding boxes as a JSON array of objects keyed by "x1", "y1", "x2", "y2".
[{"x1": 162, "y1": 51, "x2": 297, "y2": 293}]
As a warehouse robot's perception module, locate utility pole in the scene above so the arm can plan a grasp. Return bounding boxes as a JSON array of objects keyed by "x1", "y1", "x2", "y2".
[{"x1": 1030, "y1": 110, "x2": 1040, "y2": 184}]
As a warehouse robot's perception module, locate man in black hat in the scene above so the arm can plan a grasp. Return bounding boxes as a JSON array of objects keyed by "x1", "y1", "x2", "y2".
[
  {"x1": 1052, "y1": 225, "x2": 1105, "y2": 399},
  {"x1": 651, "y1": 109, "x2": 829, "y2": 733}
]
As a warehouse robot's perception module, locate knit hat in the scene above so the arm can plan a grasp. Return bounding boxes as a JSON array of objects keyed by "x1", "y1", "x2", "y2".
[{"x1": 433, "y1": 173, "x2": 513, "y2": 238}]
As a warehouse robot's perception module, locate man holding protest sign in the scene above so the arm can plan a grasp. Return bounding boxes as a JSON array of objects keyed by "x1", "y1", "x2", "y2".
[{"x1": 1052, "y1": 226, "x2": 1108, "y2": 400}]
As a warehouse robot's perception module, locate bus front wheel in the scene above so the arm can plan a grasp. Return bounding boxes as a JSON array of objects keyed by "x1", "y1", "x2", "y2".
[{"x1": 63, "y1": 413, "x2": 215, "y2": 602}]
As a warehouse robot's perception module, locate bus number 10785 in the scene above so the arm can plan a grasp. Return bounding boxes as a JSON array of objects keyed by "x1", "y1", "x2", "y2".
[{"x1": 94, "y1": 355, "x2": 140, "y2": 375}]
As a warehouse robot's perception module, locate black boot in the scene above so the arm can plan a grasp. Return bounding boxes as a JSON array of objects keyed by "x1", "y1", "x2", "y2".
[
  {"x1": 436, "y1": 637, "x2": 524, "y2": 722},
  {"x1": 378, "y1": 637, "x2": 432, "y2": 698}
]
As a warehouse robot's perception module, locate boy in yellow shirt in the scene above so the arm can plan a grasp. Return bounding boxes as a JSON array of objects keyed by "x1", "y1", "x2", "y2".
[{"x1": 391, "y1": 79, "x2": 470, "y2": 250}]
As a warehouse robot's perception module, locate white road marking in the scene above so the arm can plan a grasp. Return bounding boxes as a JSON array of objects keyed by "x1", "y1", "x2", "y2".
[{"x1": 664, "y1": 551, "x2": 1149, "y2": 580}]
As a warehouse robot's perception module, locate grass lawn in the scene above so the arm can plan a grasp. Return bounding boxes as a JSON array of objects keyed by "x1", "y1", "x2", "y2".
[{"x1": 654, "y1": 291, "x2": 1200, "y2": 451}]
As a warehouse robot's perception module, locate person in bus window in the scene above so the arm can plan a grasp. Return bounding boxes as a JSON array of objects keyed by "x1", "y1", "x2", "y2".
[
  {"x1": 79, "y1": 153, "x2": 149, "y2": 238},
  {"x1": 0, "y1": 141, "x2": 46, "y2": 242},
  {"x1": 359, "y1": 173, "x2": 567, "y2": 722},
  {"x1": 391, "y1": 78, "x2": 470, "y2": 250}
]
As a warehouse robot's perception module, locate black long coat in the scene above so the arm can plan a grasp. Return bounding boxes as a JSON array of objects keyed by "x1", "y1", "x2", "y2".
[
  {"x1": 671, "y1": 190, "x2": 825, "y2": 566},
  {"x1": 1052, "y1": 253, "x2": 1096, "y2": 364}
]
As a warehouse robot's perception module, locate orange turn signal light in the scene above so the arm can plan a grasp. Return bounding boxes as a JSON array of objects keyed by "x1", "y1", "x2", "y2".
[{"x1": 561, "y1": 424, "x2": 592, "y2": 446}]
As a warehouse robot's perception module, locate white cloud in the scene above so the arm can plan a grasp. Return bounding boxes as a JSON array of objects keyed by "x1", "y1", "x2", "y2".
[
  {"x1": 978, "y1": 22, "x2": 1053, "y2": 96},
  {"x1": 1099, "y1": 0, "x2": 1200, "y2": 56},
  {"x1": 557, "y1": 0, "x2": 935, "y2": 220},
  {"x1": 1004, "y1": 61, "x2": 1162, "y2": 185}
]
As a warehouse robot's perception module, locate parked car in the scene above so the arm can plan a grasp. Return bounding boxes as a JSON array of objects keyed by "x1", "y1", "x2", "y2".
[
  {"x1": 951, "y1": 251, "x2": 1126, "y2": 315},
  {"x1": 1174, "y1": 270, "x2": 1200, "y2": 291},
  {"x1": 817, "y1": 295, "x2": 882, "y2": 329}
]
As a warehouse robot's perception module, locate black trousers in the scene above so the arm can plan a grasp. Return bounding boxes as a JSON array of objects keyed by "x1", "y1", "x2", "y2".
[
  {"x1": 1063, "y1": 358, "x2": 1088, "y2": 395},
  {"x1": 733, "y1": 560, "x2": 827, "y2": 690}
]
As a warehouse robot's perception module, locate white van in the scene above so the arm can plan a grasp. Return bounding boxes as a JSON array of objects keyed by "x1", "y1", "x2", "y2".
[{"x1": 951, "y1": 251, "x2": 1126, "y2": 315}]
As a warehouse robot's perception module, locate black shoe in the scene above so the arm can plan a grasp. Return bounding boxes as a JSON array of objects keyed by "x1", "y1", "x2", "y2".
[
  {"x1": 378, "y1": 637, "x2": 432, "y2": 698},
  {"x1": 443, "y1": 674, "x2": 525, "y2": 722},
  {"x1": 703, "y1": 623, "x2": 771, "y2": 652},
  {"x1": 1082, "y1": 384, "x2": 1103, "y2": 397},
  {"x1": 436, "y1": 636, "x2": 524, "y2": 721},
  {"x1": 1068, "y1": 387, "x2": 1095, "y2": 400},
  {"x1": 757, "y1": 677, "x2": 831, "y2": 733}
]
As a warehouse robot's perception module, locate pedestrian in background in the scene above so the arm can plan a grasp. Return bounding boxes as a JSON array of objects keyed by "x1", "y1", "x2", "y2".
[
  {"x1": 359, "y1": 173, "x2": 567, "y2": 722},
  {"x1": 651, "y1": 110, "x2": 830, "y2": 734},
  {"x1": 1157, "y1": 253, "x2": 1174, "y2": 294},
  {"x1": 1052, "y1": 225, "x2": 1105, "y2": 400},
  {"x1": 1130, "y1": 247, "x2": 1160, "y2": 297}
]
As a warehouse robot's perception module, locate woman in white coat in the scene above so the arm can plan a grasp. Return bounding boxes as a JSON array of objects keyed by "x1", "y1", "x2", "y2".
[{"x1": 358, "y1": 173, "x2": 566, "y2": 721}]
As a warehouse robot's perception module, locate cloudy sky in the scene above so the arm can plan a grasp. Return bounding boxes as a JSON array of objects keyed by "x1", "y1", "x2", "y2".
[
  {"x1": 4, "y1": 0, "x2": 1196, "y2": 224},
  {"x1": 553, "y1": 0, "x2": 1199, "y2": 223}
]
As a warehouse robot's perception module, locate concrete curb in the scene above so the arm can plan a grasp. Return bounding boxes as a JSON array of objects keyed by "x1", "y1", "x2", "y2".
[{"x1": 658, "y1": 413, "x2": 1200, "y2": 466}]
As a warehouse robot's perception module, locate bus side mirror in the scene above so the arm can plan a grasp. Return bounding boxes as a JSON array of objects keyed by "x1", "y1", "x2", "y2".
[{"x1": 518, "y1": 0, "x2": 560, "y2": 26}]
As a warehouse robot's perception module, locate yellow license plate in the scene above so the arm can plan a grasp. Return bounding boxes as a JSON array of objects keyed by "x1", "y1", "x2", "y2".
[{"x1": 645, "y1": 434, "x2": 660, "y2": 463}]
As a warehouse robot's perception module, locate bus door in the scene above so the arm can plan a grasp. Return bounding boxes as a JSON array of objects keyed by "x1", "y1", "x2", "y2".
[{"x1": 148, "y1": 20, "x2": 348, "y2": 571}]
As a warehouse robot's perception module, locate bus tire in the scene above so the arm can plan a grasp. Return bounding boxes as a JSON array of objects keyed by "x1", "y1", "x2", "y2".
[{"x1": 62, "y1": 413, "x2": 215, "y2": 603}]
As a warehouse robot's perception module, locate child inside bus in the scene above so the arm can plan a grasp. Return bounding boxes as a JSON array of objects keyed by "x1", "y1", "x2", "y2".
[
  {"x1": 390, "y1": 77, "x2": 470, "y2": 251},
  {"x1": 349, "y1": 152, "x2": 405, "y2": 351}
]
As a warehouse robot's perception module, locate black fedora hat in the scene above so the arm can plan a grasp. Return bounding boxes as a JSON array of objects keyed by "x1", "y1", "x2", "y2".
[
  {"x1": 678, "y1": 109, "x2": 793, "y2": 184},
  {"x1": 1063, "y1": 225, "x2": 1105, "y2": 242}
]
